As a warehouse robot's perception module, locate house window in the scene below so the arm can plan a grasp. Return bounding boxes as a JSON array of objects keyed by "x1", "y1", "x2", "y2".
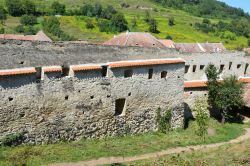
[
  {"x1": 62, "y1": 66, "x2": 70, "y2": 76},
  {"x1": 244, "y1": 63, "x2": 249, "y2": 75},
  {"x1": 161, "y1": 71, "x2": 167, "y2": 78},
  {"x1": 115, "y1": 98, "x2": 126, "y2": 116},
  {"x1": 102, "y1": 66, "x2": 108, "y2": 77},
  {"x1": 185, "y1": 65, "x2": 190, "y2": 73},
  {"x1": 220, "y1": 65, "x2": 225, "y2": 71},
  {"x1": 35, "y1": 67, "x2": 42, "y2": 81},
  {"x1": 200, "y1": 65, "x2": 205, "y2": 70},
  {"x1": 124, "y1": 69, "x2": 133, "y2": 78},
  {"x1": 148, "y1": 69, "x2": 153, "y2": 79},
  {"x1": 237, "y1": 64, "x2": 241, "y2": 69},
  {"x1": 229, "y1": 62, "x2": 232, "y2": 70},
  {"x1": 193, "y1": 65, "x2": 197, "y2": 72}
]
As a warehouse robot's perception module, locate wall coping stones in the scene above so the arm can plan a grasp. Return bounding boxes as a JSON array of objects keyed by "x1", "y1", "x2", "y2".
[{"x1": 0, "y1": 67, "x2": 36, "y2": 76}]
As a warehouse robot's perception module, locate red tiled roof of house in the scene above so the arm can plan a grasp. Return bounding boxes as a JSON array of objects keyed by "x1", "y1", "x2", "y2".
[
  {"x1": 43, "y1": 66, "x2": 62, "y2": 73},
  {"x1": 158, "y1": 40, "x2": 175, "y2": 48},
  {"x1": 0, "y1": 68, "x2": 36, "y2": 76},
  {"x1": 108, "y1": 58, "x2": 185, "y2": 69},
  {"x1": 175, "y1": 43, "x2": 225, "y2": 53},
  {"x1": 103, "y1": 32, "x2": 166, "y2": 48},
  {"x1": 71, "y1": 64, "x2": 103, "y2": 71},
  {"x1": 0, "y1": 31, "x2": 52, "y2": 42}
]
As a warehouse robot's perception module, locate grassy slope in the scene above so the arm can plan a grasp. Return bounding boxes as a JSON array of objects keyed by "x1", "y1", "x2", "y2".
[
  {"x1": 0, "y1": 119, "x2": 245, "y2": 166},
  {"x1": 0, "y1": 0, "x2": 248, "y2": 48}
]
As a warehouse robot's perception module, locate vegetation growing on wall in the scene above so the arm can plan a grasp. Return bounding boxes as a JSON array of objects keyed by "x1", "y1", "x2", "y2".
[{"x1": 156, "y1": 108, "x2": 172, "y2": 133}]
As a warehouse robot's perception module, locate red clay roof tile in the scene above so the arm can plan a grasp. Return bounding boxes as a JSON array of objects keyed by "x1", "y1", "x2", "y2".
[
  {"x1": 184, "y1": 80, "x2": 208, "y2": 88},
  {"x1": 43, "y1": 66, "x2": 62, "y2": 73},
  {"x1": 71, "y1": 64, "x2": 102, "y2": 71},
  {"x1": 239, "y1": 77, "x2": 250, "y2": 83},
  {"x1": 0, "y1": 68, "x2": 36, "y2": 76},
  {"x1": 108, "y1": 58, "x2": 185, "y2": 69}
]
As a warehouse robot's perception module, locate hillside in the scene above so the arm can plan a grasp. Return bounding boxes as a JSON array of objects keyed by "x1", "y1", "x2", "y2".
[{"x1": 0, "y1": 0, "x2": 250, "y2": 49}]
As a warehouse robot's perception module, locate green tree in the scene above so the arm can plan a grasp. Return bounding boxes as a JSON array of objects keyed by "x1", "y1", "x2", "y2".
[
  {"x1": 42, "y1": 16, "x2": 62, "y2": 36},
  {"x1": 205, "y1": 64, "x2": 244, "y2": 123},
  {"x1": 248, "y1": 38, "x2": 250, "y2": 47},
  {"x1": 144, "y1": 10, "x2": 151, "y2": 23},
  {"x1": 85, "y1": 19, "x2": 94, "y2": 29},
  {"x1": 111, "y1": 13, "x2": 128, "y2": 32},
  {"x1": 0, "y1": 6, "x2": 7, "y2": 21},
  {"x1": 94, "y1": 3, "x2": 102, "y2": 17},
  {"x1": 51, "y1": 1, "x2": 66, "y2": 15},
  {"x1": 80, "y1": 4, "x2": 94, "y2": 17},
  {"x1": 168, "y1": 17, "x2": 175, "y2": 26},
  {"x1": 131, "y1": 16, "x2": 137, "y2": 28},
  {"x1": 6, "y1": 0, "x2": 24, "y2": 16},
  {"x1": 101, "y1": 5, "x2": 117, "y2": 19},
  {"x1": 22, "y1": 0, "x2": 36, "y2": 15},
  {"x1": 148, "y1": 18, "x2": 158, "y2": 33},
  {"x1": 20, "y1": 15, "x2": 37, "y2": 25}
]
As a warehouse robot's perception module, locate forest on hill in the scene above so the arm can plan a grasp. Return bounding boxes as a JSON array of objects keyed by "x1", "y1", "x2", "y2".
[{"x1": 0, "y1": 0, "x2": 249, "y2": 49}]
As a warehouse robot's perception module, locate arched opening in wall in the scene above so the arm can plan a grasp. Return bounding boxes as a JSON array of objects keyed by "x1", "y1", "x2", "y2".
[
  {"x1": 244, "y1": 63, "x2": 249, "y2": 75},
  {"x1": 237, "y1": 64, "x2": 241, "y2": 69},
  {"x1": 200, "y1": 65, "x2": 205, "y2": 70},
  {"x1": 161, "y1": 71, "x2": 167, "y2": 78},
  {"x1": 35, "y1": 67, "x2": 42, "y2": 82},
  {"x1": 102, "y1": 65, "x2": 108, "y2": 77},
  {"x1": 115, "y1": 98, "x2": 126, "y2": 116},
  {"x1": 229, "y1": 62, "x2": 232, "y2": 70},
  {"x1": 124, "y1": 69, "x2": 133, "y2": 78},
  {"x1": 220, "y1": 65, "x2": 225, "y2": 72},
  {"x1": 148, "y1": 69, "x2": 153, "y2": 79},
  {"x1": 185, "y1": 65, "x2": 190, "y2": 73},
  {"x1": 62, "y1": 66, "x2": 70, "y2": 77},
  {"x1": 193, "y1": 65, "x2": 197, "y2": 72}
]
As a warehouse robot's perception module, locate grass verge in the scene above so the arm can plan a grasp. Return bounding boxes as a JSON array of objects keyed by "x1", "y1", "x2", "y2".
[{"x1": 0, "y1": 119, "x2": 245, "y2": 166}]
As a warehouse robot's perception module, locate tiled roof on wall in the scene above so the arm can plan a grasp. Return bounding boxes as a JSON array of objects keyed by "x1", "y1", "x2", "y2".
[
  {"x1": 71, "y1": 64, "x2": 103, "y2": 71},
  {"x1": 184, "y1": 80, "x2": 208, "y2": 88},
  {"x1": 108, "y1": 58, "x2": 185, "y2": 69},
  {"x1": 175, "y1": 43, "x2": 225, "y2": 53},
  {"x1": 43, "y1": 66, "x2": 62, "y2": 73},
  {"x1": 239, "y1": 77, "x2": 250, "y2": 83},
  {"x1": 0, "y1": 67, "x2": 36, "y2": 76},
  {"x1": 0, "y1": 31, "x2": 52, "y2": 42}
]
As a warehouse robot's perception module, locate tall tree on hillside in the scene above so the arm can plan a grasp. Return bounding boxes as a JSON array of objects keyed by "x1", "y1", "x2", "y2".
[
  {"x1": 51, "y1": 1, "x2": 66, "y2": 15},
  {"x1": 23, "y1": 0, "x2": 36, "y2": 15},
  {"x1": 111, "y1": 13, "x2": 128, "y2": 32},
  {"x1": 148, "y1": 18, "x2": 159, "y2": 33},
  {"x1": 6, "y1": 0, "x2": 24, "y2": 16},
  {"x1": 0, "y1": 6, "x2": 7, "y2": 22},
  {"x1": 94, "y1": 3, "x2": 102, "y2": 18}
]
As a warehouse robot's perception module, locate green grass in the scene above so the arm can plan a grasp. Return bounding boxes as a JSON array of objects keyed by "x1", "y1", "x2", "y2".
[
  {"x1": 0, "y1": 0, "x2": 248, "y2": 49},
  {"x1": 0, "y1": 119, "x2": 245, "y2": 166},
  {"x1": 128, "y1": 139, "x2": 250, "y2": 166}
]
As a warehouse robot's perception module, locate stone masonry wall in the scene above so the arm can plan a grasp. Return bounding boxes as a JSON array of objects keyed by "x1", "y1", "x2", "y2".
[{"x1": 0, "y1": 60, "x2": 184, "y2": 144}]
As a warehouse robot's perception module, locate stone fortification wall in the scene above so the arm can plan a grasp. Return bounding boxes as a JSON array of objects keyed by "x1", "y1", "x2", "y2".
[
  {"x1": 0, "y1": 58, "x2": 185, "y2": 144},
  {"x1": 180, "y1": 52, "x2": 250, "y2": 81},
  {"x1": 0, "y1": 40, "x2": 179, "y2": 70}
]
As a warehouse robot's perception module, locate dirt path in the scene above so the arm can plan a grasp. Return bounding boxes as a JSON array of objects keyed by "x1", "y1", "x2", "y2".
[{"x1": 49, "y1": 128, "x2": 250, "y2": 166}]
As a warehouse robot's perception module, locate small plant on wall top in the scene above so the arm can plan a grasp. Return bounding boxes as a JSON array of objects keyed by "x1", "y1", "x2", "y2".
[{"x1": 156, "y1": 108, "x2": 172, "y2": 134}]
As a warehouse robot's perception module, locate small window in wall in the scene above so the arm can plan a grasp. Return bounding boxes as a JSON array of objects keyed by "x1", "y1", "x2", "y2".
[
  {"x1": 62, "y1": 66, "x2": 70, "y2": 76},
  {"x1": 124, "y1": 69, "x2": 133, "y2": 78},
  {"x1": 185, "y1": 65, "x2": 190, "y2": 73},
  {"x1": 148, "y1": 69, "x2": 153, "y2": 79},
  {"x1": 200, "y1": 65, "x2": 205, "y2": 70},
  {"x1": 35, "y1": 67, "x2": 42, "y2": 81},
  {"x1": 229, "y1": 62, "x2": 232, "y2": 70},
  {"x1": 237, "y1": 64, "x2": 241, "y2": 69},
  {"x1": 220, "y1": 64, "x2": 225, "y2": 71},
  {"x1": 115, "y1": 98, "x2": 126, "y2": 116},
  {"x1": 161, "y1": 71, "x2": 167, "y2": 78},
  {"x1": 193, "y1": 65, "x2": 197, "y2": 72},
  {"x1": 102, "y1": 66, "x2": 108, "y2": 77},
  {"x1": 244, "y1": 63, "x2": 249, "y2": 75}
]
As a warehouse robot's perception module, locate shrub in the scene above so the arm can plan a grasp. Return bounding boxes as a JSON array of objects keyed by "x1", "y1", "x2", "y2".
[
  {"x1": 101, "y1": 5, "x2": 117, "y2": 19},
  {"x1": 193, "y1": 98, "x2": 209, "y2": 140},
  {"x1": 131, "y1": 16, "x2": 137, "y2": 28},
  {"x1": 0, "y1": 5, "x2": 7, "y2": 21},
  {"x1": 51, "y1": 1, "x2": 66, "y2": 15},
  {"x1": 144, "y1": 10, "x2": 151, "y2": 23},
  {"x1": 94, "y1": 3, "x2": 102, "y2": 18},
  {"x1": 24, "y1": 25, "x2": 37, "y2": 35},
  {"x1": 15, "y1": 25, "x2": 25, "y2": 33},
  {"x1": 0, "y1": 27, "x2": 4, "y2": 34},
  {"x1": 85, "y1": 19, "x2": 94, "y2": 29},
  {"x1": 1, "y1": 133, "x2": 24, "y2": 146},
  {"x1": 121, "y1": 3, "x2": 130, "y2": 8},
  {"x1": 97, "y1": 19, "x2": 112, "y2": 32},
  {"x1": 148, "y1": 18, "x2": 159, "y2": 33},
  {"x1": 22, "y1": 0, "x2": 36, "y2": 15},
  {"x1": 20, "y1": 15, "x2": 37, "y2": 26},
  {"x1": 156, "y1": 108, "x2": 172, "y2": 133},
  {"x1": 166, "y1": 35, "x2": 173, "y2": 40},
  {"x1": 111, "y1": 13, "x2": 128, "y2": 32},
  {"x1": 42, "y1": 16, "x2": 62, "y2": 36},
  {"x1": 248, "y1": 38, "x2": 250, "y2": 47},
  {"x1": 168, "y1": 17, "x2": 175, "y2": 26},
  {"x1": 220, "y1": 31, "x2": 236, "y2": 41},
  {"x1": 80, "y1": 4, "x2": 94, "y2": 17},
  {"x1": 5, "y1": 0, "x2": 24, "y2": 16}
]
